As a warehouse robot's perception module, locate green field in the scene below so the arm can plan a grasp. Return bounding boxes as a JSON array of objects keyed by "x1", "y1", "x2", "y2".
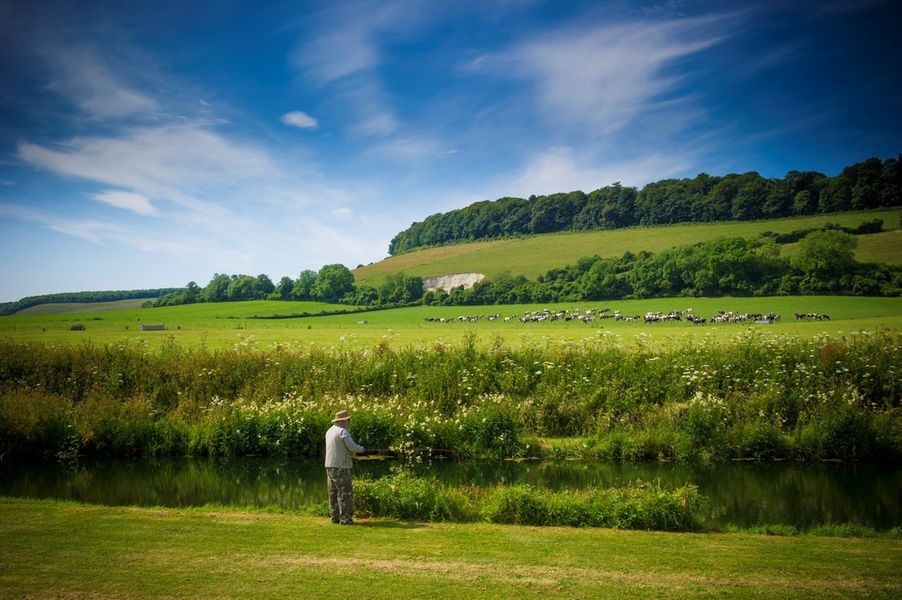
[
  {"x1": 354, "y1": 208, "x2": 902, "y2": 285},
  {"x1": 14, "y1": 297, "x2": 154, "y2": 315},
  {"x1": 1, "y1": 295, "x2": 900, "y2": 349},
  {"x1": 1, "y1": 498, "x2": 898, "y2": 599},
  {"x1": 782, "y1": 229, "x2": 902, "y2": 265}
]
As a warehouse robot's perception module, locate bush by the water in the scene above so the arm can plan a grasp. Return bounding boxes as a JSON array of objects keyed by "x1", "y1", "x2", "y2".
[
  {"x1": 0, "y1": 331, "x2": 899, "y2": 462},
  {"x1": 351, "y1": 471, "x2": 703, "y2": 531}
]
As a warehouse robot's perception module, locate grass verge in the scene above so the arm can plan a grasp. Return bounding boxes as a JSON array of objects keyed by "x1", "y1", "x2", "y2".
[{"x1": 1, "y1": 497, "x2": 900, "y2": 599}]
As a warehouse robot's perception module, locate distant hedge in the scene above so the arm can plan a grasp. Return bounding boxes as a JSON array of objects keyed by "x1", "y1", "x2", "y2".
[{"x1": 0, "y1": 288, "x2": 183, "y2": 316}]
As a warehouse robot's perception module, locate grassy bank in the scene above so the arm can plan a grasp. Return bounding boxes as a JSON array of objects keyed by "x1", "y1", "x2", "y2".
[
  {"x1": 1, "y1": 497, "x2": 899, "y2": 598},
  {"x1": 354, "y1": 208, "x2": 902, "y2": 285},
  {"x1": 1, "y1": 330, "x2": 899, "y2": 462}
]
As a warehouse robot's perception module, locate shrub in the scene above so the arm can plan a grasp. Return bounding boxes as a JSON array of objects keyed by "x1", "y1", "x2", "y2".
[{"x1": 355, "y1": 471, "x2": 474, "y2": 521}]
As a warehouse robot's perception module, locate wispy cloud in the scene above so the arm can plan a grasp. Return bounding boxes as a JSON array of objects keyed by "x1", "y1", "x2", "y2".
[
  {"x1": 41, "y1": 46, "x2": 160, "y2": 120},
  {"x1": 93, "y1": 190, "x2": 158, "y2": 216},
  {"x1": 495, "y1": 14, "x2": 734, "y2": 135},
  {"x1": 290, "y1": 0, "x2": 435, "y2": 138},
  {"x1": 18, "y1": 124, "x2": 275, "y2": 217},
  {"x1": 364, "y1": 136, "x2": 456, "y2": 163},
  {"x1": 506, "y1": 146, "x2": 693, "y2": 197},
  {"x1": 281, "y1": 110, "x2": 319, "y2": 129},
  {"x1": 291, "y1": 1, "x2": 428, "y2": 84},
  {"x1": 329, "y1": 207, "x2": 353, "y2": 221},
  {"x1": 0, "y1": 201, "x2": 186, "y2": 251},
  {"x1": 351, "y1": 109, "x2": 399, "y2": 137},
  {"x1": 738, "y1": 41, "x2": 804, "y2": 76}
]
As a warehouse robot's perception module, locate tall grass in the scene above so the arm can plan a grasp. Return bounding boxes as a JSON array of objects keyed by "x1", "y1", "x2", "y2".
[
  {"x1": 352, "y1": 470, "x2": 703, "y2": 530},
  {"x1": 0, "y1": 331, "x2": 899, "y2": 462}
]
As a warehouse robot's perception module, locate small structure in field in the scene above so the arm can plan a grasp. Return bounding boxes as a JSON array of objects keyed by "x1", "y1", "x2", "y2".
[
  {"x1": 422, "y1": 272, "x2": 485, "y2": 292},
  {"x1": 140, "y1": 324, "x2": 165, "y2": 331}
]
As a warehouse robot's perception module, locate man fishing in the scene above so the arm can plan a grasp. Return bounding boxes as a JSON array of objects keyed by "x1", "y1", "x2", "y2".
[{"x1": 324, "y1": 410, "x2": 365, "y2": 525}]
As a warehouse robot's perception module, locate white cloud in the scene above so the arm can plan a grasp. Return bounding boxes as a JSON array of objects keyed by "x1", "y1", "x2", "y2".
[
  {"x1": 499, "y1": 14, "x2": 731, "y2": 134},
  {"x1": 291, "y1": 1, "x2": 426, "y2": 84},
  {"x1": 352, "y1": 111, "x2": 399, "y2": 137},
  {"x1": 0, "y1": 201, "x2": 193, "y2": 252},
  {"x1": 93, "y1": 190, "x2": 158, "y2": 216},
  {"x1": 46, "y1": 219, "x2": 127, "y2": 245},
  {"x1": 18, "y1": 124, "x2": 275, "y2": 217},
  {"x1": 506, "y1": 146, "x2": 692, "y2": 197},
  {"x1": 330, "y1": 207, "x2": 354, "y2": 221},
  {"x1": 364, "y1": 136, "x2": 455, "y2": 163},
  {"x1": 42, "y1": 46, "x2": 160, "y2": 120},
  {"x1": 281, "y1": 111, "x2": 319, "y2": 129},
  {"x1": 290, "y1": 1, "x2": 433, "y2": 139}
]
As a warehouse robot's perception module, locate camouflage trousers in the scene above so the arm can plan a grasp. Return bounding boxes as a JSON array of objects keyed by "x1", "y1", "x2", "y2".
[{"x1": 326, "y1": 467, "x2": 354, "y2": 524}]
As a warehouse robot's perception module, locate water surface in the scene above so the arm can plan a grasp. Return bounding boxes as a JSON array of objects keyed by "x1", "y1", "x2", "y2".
[{"x1": 1, "y1": 457, "x2": 898, "y2": 529}]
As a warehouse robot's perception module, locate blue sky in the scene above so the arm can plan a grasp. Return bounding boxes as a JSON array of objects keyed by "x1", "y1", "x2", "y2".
[{"x1": 1, "y1": 0, "x2": 900, "y2": 301}]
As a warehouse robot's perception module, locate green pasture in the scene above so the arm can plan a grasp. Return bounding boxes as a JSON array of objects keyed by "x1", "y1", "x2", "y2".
[
  {"x1": 354, "y1": 208, "x2": 902, "y2": 284},
  {"x1": 781, "y1": 229, "x2": 902, "y2": 265},
  {"x1": 1, "y1": 295, "x2": 899, "y2": 349},
  {"x1": 14, "y1": 297, "x2": 153, "y2": 315},
  {"x1": 1, "y1": 498, "x2": 899, "y2": 599}
]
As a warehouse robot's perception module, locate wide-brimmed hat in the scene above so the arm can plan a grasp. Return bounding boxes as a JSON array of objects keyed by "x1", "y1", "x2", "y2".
[{"x1": 332, "y1": 410, "x2": 351, "y2": 422}]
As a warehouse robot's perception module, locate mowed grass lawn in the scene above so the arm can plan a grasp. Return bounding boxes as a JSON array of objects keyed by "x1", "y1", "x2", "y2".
[
  {"x1": 1, "y1": 498, "x2": 899, "y2": 599},
  {"x1": 1, "y1": 295, "x2": 900, "y2": 349},
  {"x1": 354, "y1": 208, "x2": 902, "y2": 285}
]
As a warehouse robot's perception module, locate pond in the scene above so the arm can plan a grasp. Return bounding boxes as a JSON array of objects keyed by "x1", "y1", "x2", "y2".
[{"x1": 1, "y1": 457, "x2": 899, "y2": 530}]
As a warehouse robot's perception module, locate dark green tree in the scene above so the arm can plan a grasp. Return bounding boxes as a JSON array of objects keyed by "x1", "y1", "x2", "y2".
[
  {"x1": 291, "y1": 270, "x2": 317, "y2": 300},
  {"x1": 791, "y1": 230, "x2": 858, "y2": 280},
  {"x1": 312, "y1": 264, "x2": 355, "y2": 302},
  {"x1": 202, "y1": 273, "x2": 231, "y2": 302},
  {"x1": 254, "y1": 274, "x2": 275, "y2": 298},
  {"x1": 274, "y1": 276, "x2": 294, "y2": 300}
]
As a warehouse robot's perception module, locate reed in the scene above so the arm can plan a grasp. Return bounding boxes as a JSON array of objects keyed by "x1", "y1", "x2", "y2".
[
  {"x1": 1, "y1": 330, "x2": 898, "y2": 462},
  {"x1": 351, "y1": 471, "x2": 703, "y2": 531}
]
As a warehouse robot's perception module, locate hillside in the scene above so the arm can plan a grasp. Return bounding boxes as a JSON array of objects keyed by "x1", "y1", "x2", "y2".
[
  {"x1": 355, "y1": 208, "x2": 902, "y2": 286},
  {"x1": 14, "y1": 298, "x2": 154, "y2": 315},
  {"x1": 388, "y1": 156, "x2": 901, "y2": 255}
]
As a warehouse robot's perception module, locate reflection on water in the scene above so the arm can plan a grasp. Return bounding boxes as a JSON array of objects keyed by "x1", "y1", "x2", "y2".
[{"x1": 1, "y1": 457, "x2": 899, "y2": 529}]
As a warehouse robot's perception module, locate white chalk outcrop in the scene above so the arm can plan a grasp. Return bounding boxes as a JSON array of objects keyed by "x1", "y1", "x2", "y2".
[{"x1": 422, "y1": 273, "x2": 485, "y2": 292}]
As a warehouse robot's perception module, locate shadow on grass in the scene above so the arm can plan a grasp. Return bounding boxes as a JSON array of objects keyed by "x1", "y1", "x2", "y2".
[{"x1": 351, "y1": 519, "x2": 428, "y2": 530}]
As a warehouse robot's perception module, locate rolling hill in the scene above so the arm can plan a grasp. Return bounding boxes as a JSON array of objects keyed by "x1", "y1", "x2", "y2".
[{"x1": 354, "y1": 208, "x2": 902, "y2": 287}]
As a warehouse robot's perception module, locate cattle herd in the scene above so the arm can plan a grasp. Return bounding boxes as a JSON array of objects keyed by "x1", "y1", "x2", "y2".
[{"x1": 422, "y1": 307, "x2": 830, "y2": 326}]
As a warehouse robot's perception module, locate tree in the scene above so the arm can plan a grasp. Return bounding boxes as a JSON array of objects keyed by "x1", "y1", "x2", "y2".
[
  {"x1": 227, "y1": 275, "x2": 256, "y2": 300},
  {"x1": 292, "y1": 270, "x2": 317, "y2": 300},
  {"x1": 580, "y1": 259, "x2": 628, "y2": 299},
  {"x1": 529, "y1": 192, "x2": 586, "y2": 233},
  {"x1": 791, "y1": 230, "x2": 858, "y2": 280},
  {"x1": 312, "y1": 264, "x2": 355, "y2": 302},
  {"x1": 254, "y1": 274, "x2": 275, "y2": 299},
  {"x1": 792, "y1": 190, "x2": 815, "y2": 215},
  {"x1": 182, "y1": 281, "x2": 200, "y2": 304},
  {"x1": 203, "y1": 273, "x2": 231, "y2": 302},
  {"x1": 274, "y1": 276, "x2": 294, "y2": 300},
  {"x1": 731, "y1": 173, "x2": 767, "y2": 220}
]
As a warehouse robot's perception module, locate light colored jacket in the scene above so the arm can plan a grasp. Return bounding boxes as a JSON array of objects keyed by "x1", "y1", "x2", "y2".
[{"x1": 324, "y1": 424, "x2": 364, "y2": 469}]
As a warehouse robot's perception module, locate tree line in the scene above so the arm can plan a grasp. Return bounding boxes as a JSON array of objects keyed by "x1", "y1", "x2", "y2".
[
  {"x1": 388, "y1": 155, "x2": 902, "y2": 255},
  {"x1": 151, "y1": 265, "x2": 425, "y2": 308},
  {"x1": 152, "y1": 224, "x2": 899, "y2": 311},
  {"x1": 428, "y1": 228, "x2": 900, "y2": 306},
  {"x1": 0, "y1": 288, "x2": 182, "y2": 316}
]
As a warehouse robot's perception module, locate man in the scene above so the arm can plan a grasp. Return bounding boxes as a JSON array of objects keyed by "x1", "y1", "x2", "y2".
[{"x1": 324, "y1": 410, "x2": 365, "y2": 524}]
